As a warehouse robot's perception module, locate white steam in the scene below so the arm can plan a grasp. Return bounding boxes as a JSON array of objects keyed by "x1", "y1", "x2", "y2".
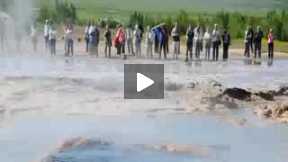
[{"x1": 0, "y1": 0, "x2": 35, "y2": 52}]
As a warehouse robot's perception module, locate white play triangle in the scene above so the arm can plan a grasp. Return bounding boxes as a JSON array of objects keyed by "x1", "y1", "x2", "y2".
[{"x1": 137, "y1": 73, "x2": 155, "y2": 92}]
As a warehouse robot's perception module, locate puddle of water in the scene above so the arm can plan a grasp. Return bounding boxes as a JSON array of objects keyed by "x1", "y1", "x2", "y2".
[{"x1": 1, "y1": 114, "x2": 288, "y2": 162}]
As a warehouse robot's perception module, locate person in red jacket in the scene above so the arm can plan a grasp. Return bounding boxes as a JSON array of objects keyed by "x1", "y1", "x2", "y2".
[{"x1": 114, "y1": 25, "x2": 126, "y2": 56}]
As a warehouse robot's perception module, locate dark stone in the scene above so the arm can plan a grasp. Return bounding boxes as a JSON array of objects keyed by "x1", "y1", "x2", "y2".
[
  {"x1": 254, "y1": 92, "x2": 274, "y2": 101},
  {"x1": 222, "y1": 88, "x2": 252, "y2": 101}
]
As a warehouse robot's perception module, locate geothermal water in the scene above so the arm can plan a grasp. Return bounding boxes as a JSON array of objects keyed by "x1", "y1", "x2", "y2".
[{"x1": 0, "y1": 54, "x2": 288, "y2": 162}]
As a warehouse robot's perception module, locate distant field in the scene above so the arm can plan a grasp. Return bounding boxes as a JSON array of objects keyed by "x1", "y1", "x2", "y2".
[{"x1": 39, "y1": 0, "x2": 288, "y2": 20}]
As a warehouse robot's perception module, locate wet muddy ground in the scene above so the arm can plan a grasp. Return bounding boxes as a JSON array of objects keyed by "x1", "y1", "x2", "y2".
[{"x1": 0, "y1": 54, "x2": 288, "y2": 162}]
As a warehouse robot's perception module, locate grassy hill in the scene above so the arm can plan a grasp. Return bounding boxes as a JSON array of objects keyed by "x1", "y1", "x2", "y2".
[{"x1": 40, "y1": 0, "x2": 288, "y2": 20}]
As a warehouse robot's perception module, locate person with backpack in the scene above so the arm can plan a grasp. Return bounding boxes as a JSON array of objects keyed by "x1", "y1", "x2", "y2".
[
  {"x1": 152, "y1": 24, "x2": 162, "y2": 54},
  {"x1": 267, "y1": 28, "x2": 274, "y2": 60},
  {"x1": 185, "y1": 25, "x2": 194, "y2": 61},
  {"x1": 171, "y1": 22, "x2": 181, "y2": 59},
  {"x1": 114, "y1": 25, "x2": 126, "y2": 56},
  {"x1": 222, "y1": 29, "x2": 231, "y2": 61},
  {"x1": 146, "y1": 26, "x2": 154, "y2": 58},
  {"x1": 88, "y1": 22, "x2": 100, "y2": 56},
  {"x1": 211, "y1": 24, "x2": 221, "y2": 61},
  {"x1": 159, "y1": 25, "x2": 167, "y2": 59},
  {"x1": 254, "y1": 26, "x2": 264, "y2": 59},
  {"x1": 104, "y1": 25, "x2": 112, "y2": 58},
  {"x1": 49, "y1": 24, "x2": 57, "y2": 56},
  {"x1": 134, "y1": 24, "x2": 142, "y2": 57},
  {"x1": 84, "y1": 21, "x2": 91, "y2": 53},
  {"x1": 203, "y1": 27, "x2": 212, "y2": 61}
]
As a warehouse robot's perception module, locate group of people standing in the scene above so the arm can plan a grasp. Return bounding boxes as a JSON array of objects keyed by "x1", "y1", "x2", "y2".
[
  {"x1": 83, "y1": 22, "x2": 232, "y2": 61},
  {"x1": 185, "y1": 24, "x2": 230, "y2": 62},
  {"x1": 244, "y1": 26, "x2": 274, "y2": 60},
  {"x1": 40, "y1": 19, "x2": 276, "y2": 62},
  {"x1": 43, "y1": 20, "x2": 74, "y2": 56}
]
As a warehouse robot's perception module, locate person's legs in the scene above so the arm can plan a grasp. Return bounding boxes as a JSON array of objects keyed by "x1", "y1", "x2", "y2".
[
  {"x1": 185, "y1": 45, "x2": 189, "y2": 61},
  {"x1": 159, "y1": 43, "x2": 164, "y2": 59},
  {"x1": 45, "y1": 36, "x2": 49, "y2": 51},
  {"x1": 49, "y1": 40, "x2": 52, "y2": 55},
  {"x1": 176, "y1": 41, "x2": 180, "y2": 59},
  {"x1": 212, "y1": 43, "x2": 216, "y2": 61},
  {"x1": 250, "y1": 41, "x2": 254, "y2": 54},
  {"x1": 86, "y1": 38, "x2": 89, "y2": 53},
  {"x1": 127, "y1": 39, "x2": 131, "y2": 54},
  {"x1": 105, "y1": 43, "x2": 108, "y2": 57},
  {"x1": 50, "y1": 39, "x2": 55, "y2": 55},
  {"x1": 215, "y1": 45, "x2": 219, "y2": 61},
  {"x1": 138, "y1": 42, "x2": 141, "y2": 56},
  {"x1": 68, "y1": 39, "x2": 74, "y2": 56},
  {"x1": 271, "y1": 43, "x2": 274, "y2": 59},
  {"x1": 95, "y1": 44, "x2": 99, "y2": 56},
  {"x1": 108, "y1": 45, "x2": 111, "y2": 58},
  {"x1": 223, "y1": 44, "x2": 229, "y2": 61},
  {"x1": 172, "y1": 41, "x2": 176, "y2": 59},
  {"x1": 121, "y1": 43, "x2": 125, "y2": 55},
  {"x1": 268, "y1": 43, "x2": 272, "y2": 59},
  {"x1": 163, "y1": 42, "x2": 167, "y2": 59},
  {"x1": 207, "y1": 45, "x2": 211, "y2": 60},
  {"x1": 259, "y1": 43, "x2": 262, "y2": 59}
]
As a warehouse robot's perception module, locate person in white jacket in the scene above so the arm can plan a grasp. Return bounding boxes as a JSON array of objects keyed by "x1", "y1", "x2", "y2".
[
  {"x1": 49, "y1": 24, "x2": 57, "y2": 56},
  {"x1": 194, "y1": 25, "x2": 203, "y2": 59},
  {"x1": 146, "y1": 26, "x2": 154, "y2": 58},
  {"x1": 134, "y1": 24, "x2": 142, "y2": 57},
  {"x1": 203, "y1": 27, "x2": 212, "y2": 60},
  {"x1": 30, "y1": 24, "x2": 38, "y2": 52},
  {"x1": 44, "y1": 19, "x2": 51, "y2": 51},
  {"x1": 171, "y1": 22, "x2": 180, "y2": 59},
  {"x1": 211, "y1": 24, "x2": 221, "y2": 61},
  {"x1": 126, "y1": 26, "x2": 134, "y2": 55}
]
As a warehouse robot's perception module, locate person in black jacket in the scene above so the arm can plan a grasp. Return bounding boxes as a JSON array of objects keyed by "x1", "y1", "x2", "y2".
[
  {"x1": 254, "y1": 26, "x2": 264, "y2": 59},
  {"x1": 222, "y1": 29, "x2": 231, "y2": 61},
  {"x1": 185, "y1": 25, "x2": 194, "y2": 61}
]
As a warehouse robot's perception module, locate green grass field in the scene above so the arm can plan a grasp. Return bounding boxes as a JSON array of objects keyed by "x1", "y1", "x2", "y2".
[{"x1": 41, "y1": 0, "x2": 288, "y2": 20}]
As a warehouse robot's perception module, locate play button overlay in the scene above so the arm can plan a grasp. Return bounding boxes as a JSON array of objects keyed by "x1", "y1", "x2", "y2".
[
  {"x1": 124, "y1": 64, "x2": 164, "y2": 99},
  {"x1": 137, "y1": 73, "x2": 154, "y2": 92}
]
